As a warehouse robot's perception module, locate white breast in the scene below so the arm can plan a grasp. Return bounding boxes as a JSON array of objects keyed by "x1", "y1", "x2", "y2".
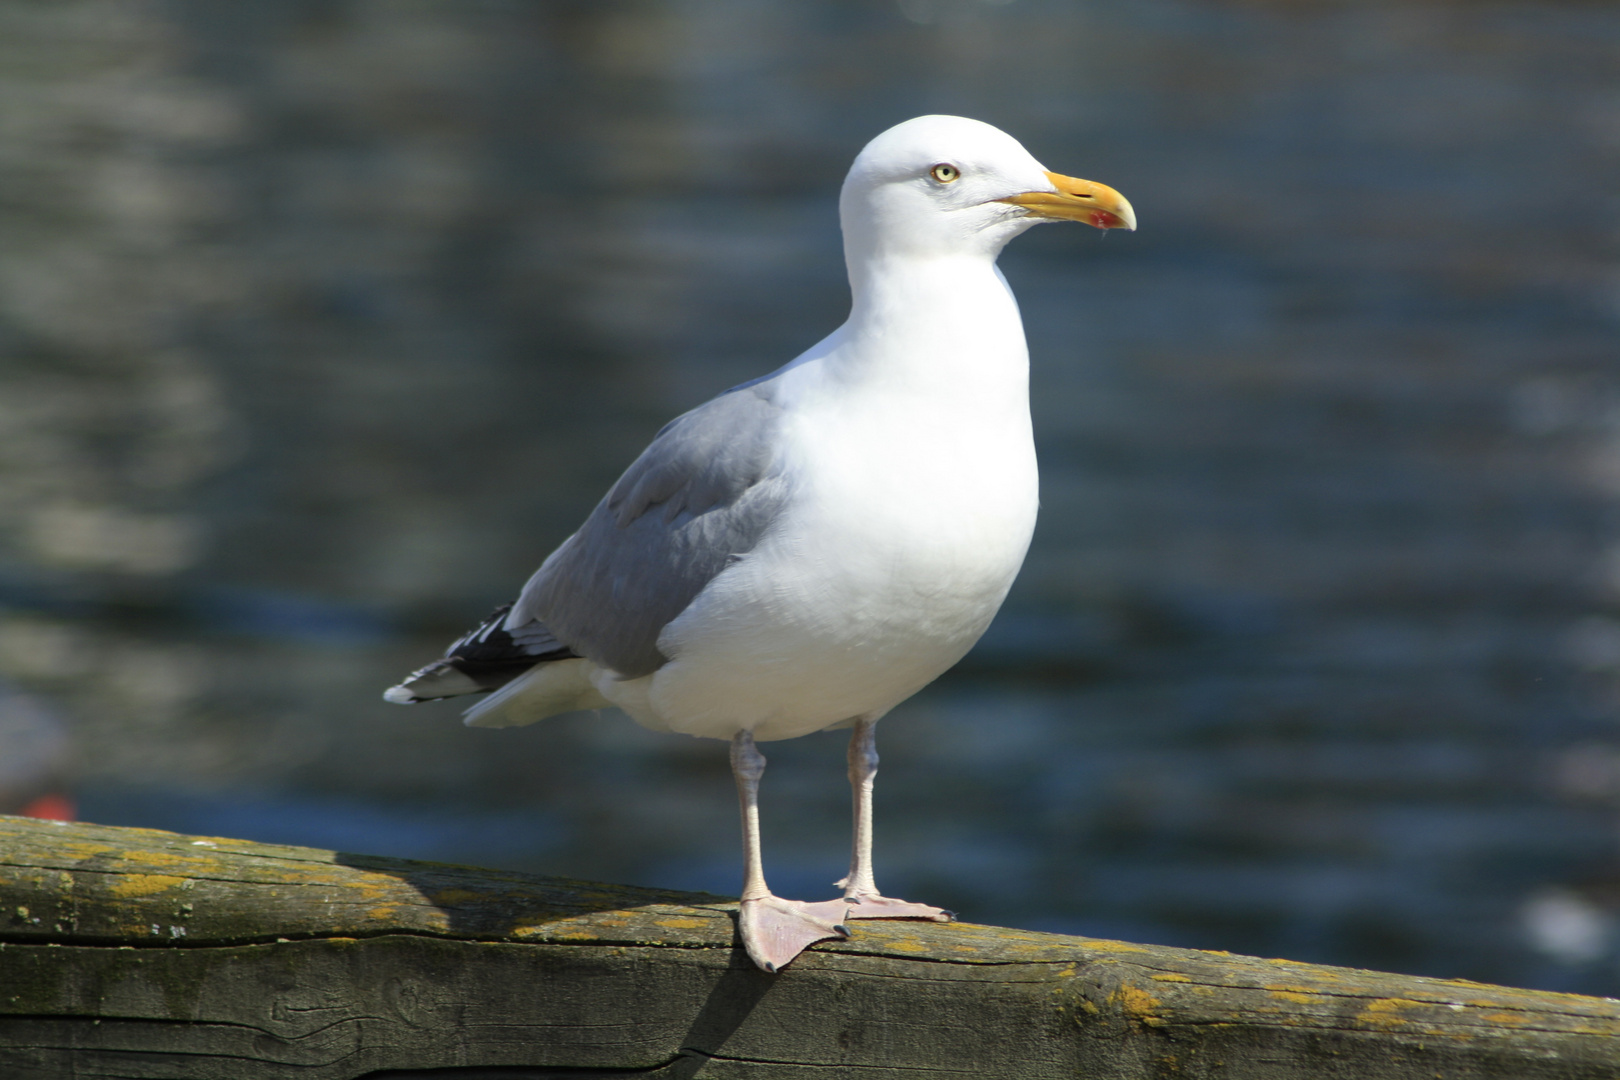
[
  {"x1": 602, "y1": 352, "x2": 1038, "y2": 742},
  {"x1": 591, "y1": 251, "x2": 1042, "y2": 741}
]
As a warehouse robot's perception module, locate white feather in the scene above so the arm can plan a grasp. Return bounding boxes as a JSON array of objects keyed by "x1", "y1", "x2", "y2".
[{"x1": 463, "y1": 658, "x2": 610, "y2": 728}]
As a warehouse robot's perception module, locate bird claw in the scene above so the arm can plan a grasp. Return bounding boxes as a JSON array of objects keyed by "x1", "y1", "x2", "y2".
[
  {"x1": 737, "y1": 896, "x2": 851, "y2": 972},
  {"x1": 842, "y1": 893, "x2": 953, "y2": 922}
]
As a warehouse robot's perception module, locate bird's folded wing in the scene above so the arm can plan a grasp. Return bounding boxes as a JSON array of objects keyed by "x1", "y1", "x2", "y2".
[{"x1": 510, "y1": 381, "x2": 790, "y2": 678}]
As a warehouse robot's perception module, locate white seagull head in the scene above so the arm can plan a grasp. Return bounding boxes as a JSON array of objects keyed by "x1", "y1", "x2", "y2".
[{"x1": 839, "y1": 114, "x2": 1136, "y2": 266}]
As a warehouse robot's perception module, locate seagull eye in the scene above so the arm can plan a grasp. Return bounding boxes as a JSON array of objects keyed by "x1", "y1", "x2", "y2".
[{"x1": 929, "y1": 163, "x2": 960, "y2": 184}]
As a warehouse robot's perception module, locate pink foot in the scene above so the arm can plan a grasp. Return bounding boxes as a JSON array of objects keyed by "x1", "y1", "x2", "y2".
[
  {"x1": 737, "y1": 896, "x2": 851, "y2": 972},
  {"x1": 842, "y1": 893, "x2": 953, "y2": 922}
]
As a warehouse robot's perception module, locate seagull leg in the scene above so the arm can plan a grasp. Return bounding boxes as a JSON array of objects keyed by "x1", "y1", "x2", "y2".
[
  {"x1": 837, "y1": 718, "x2": 953, "y2": 923},
  {"x1": 731, "y1": 730, "x2": 850, "y2": 972}
]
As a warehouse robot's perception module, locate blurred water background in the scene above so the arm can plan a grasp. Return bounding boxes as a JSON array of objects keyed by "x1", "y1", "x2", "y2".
[{"x1": 3, "y1": 0, "x2": 1620, "y2": 995}]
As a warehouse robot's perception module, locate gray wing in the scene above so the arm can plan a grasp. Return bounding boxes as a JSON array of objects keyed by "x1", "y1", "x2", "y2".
[{"x1": 509, "y1": 380, "x2": 790, "y2": 678}]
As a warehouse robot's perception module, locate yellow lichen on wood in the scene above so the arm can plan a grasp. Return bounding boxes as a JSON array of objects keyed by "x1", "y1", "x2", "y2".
[
  {"x1": 1475, "y1": 1011, "x2": 1534, "y2": 1027},
  {"x1": 344, "y1": 874, "x2": 409, "y2": 901},
  {"x1": 53, "y1": 842, "x2": 116, "y2": 861},
  {"x1": 108, "y1": 874, "x2": 186, "y2": 899},
  {"x1": 1115, "y1": 984, "x2": 1163, "y2": 1020},
  {"x1": 1354, "y1": 997, "x2": 1438, "y2": 1032},
  {"x1": 133, "y1": 850, "x2": 219, "y2": 872}
]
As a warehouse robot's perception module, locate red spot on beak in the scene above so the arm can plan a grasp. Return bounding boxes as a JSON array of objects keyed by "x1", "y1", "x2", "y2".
[{"x1": 1090, "y1": 211, "x2": 1123, "y2": 229}]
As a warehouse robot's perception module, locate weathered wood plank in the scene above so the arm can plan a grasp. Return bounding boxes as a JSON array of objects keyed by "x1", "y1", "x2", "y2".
[{"x1": 2, "y1": 814, "x2": 1618, "y2": 1079}]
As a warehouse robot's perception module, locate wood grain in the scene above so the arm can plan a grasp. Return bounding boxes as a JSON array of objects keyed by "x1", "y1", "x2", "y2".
[{"x1": 2, "y1": 815, "x2": 1617, "y2": 1079}]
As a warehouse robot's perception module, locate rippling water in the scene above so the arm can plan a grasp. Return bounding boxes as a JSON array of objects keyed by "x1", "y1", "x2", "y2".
[{"x1": 2, "y1": 0, "x2": 1620, "y2": 995}]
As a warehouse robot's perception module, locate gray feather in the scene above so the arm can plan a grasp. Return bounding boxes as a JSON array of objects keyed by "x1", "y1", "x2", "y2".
[{"x1": 511, "y1": 381, "x2": 790, "y2": 677}]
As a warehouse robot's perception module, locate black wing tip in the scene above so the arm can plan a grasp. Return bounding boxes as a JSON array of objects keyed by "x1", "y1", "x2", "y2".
[{"x1": 385, "y1": 605, "x2": 580, "y2": 704}]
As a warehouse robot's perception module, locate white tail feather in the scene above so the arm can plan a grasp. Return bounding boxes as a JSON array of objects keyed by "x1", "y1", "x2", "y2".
[{"x1": 463, "y1": 658, "x2": 610, "y2": 728}]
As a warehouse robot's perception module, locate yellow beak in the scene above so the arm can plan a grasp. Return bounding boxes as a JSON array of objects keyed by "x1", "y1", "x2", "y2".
[{"x1": 998, "y1": 171, "x2": 1136, "y2": 231}]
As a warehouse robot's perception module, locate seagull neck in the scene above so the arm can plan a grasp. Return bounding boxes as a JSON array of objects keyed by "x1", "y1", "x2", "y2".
[{"x1": 837, "y1": 254, "x2": 1027, "y2": 392}]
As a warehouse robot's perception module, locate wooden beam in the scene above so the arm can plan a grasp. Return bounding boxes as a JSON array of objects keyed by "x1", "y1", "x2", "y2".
[{"x1": 2, "y1": 814, "x2": 1616, "y2": 1079}]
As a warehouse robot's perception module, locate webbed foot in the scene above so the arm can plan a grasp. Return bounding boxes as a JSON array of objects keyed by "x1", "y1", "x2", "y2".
[
  {"x1": 842, "y1": 893, "x2": 953, "y2": 922},
  {"x1": 737, "y1": 896, "x2": 851, "y2": 972}
]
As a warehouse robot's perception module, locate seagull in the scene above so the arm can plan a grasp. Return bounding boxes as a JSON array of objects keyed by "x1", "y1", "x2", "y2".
[{"x1": 385, "y1": 115, "x2": 1135, "y2": 972}]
